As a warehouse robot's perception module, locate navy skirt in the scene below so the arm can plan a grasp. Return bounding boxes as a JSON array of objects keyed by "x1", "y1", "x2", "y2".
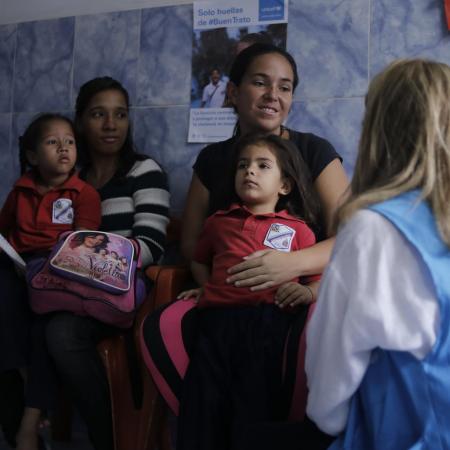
[{"x1": 176, "y1": 304, "x2": 309, "y2": 450}]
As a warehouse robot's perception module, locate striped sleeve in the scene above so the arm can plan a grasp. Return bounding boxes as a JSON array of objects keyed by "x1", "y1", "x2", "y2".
[{"x1": 100, "y1": 158, "x2": 170, "y2": 267}]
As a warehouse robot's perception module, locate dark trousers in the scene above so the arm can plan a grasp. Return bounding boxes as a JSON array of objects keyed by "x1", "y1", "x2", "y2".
[
  {"x1": 0, "y1": 254, "x2": 58, "y2": 445},
  {"x1": 46, "y1": 313, "x2": 117, "y2": 450},
  {"x1": 0, "y1": 254, "x2": 29, "y2": 372},
  {"x1": 0, "y1": 369, "x2": 24, "y2": 447}
]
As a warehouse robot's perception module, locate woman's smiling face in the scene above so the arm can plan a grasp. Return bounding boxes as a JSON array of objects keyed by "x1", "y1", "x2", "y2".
[{"x1": 229, "y1": 52, "x2": 294, "y2": 136}]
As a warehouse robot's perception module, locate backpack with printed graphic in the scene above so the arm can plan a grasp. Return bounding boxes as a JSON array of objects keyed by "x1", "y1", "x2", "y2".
[{"x1": 26, "y1": 231, "x2": 146, "y2": 328}]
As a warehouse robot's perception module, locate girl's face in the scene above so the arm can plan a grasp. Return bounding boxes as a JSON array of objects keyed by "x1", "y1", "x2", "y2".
[
  {"x1": 84, "y1": 234, "x2": 105, "y2": 248},
  {"x1": 229, "y1": 53, "x2": 294, "y2": 136},
  {"x1": 27, "y1": 119, "x2": 76, "y2": 182},
  {"x1": 234, "y1": 143, "x2": 291, "y2": 213},
  {"x1": 79, "y1": 89, "x2": 129, "y2": 158}
]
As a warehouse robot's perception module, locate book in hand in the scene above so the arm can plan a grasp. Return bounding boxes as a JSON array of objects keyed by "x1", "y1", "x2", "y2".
[{"x1": 0, "y1": 233, "x2": 26, "y2": 271}]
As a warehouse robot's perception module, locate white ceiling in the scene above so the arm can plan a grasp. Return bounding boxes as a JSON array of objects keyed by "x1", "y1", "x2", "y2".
[{"x1": 0, "y1": 0, "x2": 191, "y2": 25}]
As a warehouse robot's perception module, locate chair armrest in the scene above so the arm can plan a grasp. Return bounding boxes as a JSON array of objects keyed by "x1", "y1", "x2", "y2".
[{"x1": 145, "y1": 265, "x2": 190, "y2": 309}]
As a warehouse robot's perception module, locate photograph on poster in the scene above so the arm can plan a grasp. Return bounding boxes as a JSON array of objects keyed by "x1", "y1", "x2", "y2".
[{"x1": 191, "y1": 24, "x2": 287, "y2": 108}]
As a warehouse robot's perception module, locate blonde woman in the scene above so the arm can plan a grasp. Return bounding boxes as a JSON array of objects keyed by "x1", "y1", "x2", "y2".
[{"x1": 306, "y1": 59, "x2": 450, "y2": 449}]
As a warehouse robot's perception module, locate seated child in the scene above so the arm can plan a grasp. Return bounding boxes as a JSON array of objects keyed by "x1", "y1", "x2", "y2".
[
  {"x1": 0, "y1": 113, "x2": 101, "y2": 450},
  {"x1": 175, "y1": 133, "x2": 322, "y2": 450}
]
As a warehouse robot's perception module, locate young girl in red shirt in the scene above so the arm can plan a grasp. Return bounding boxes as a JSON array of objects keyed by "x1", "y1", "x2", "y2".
[
  {"x1": 174, "y1": 133, "x2": 324, "y2": 450},
  {"x1": 0, "y1": 113, "x2": 100, "y2": 450}
]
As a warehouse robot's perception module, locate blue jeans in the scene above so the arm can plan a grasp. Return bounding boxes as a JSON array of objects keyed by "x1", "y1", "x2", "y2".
[{"x1": 46, "y1": 313, "x2": 117, "y2": 450}]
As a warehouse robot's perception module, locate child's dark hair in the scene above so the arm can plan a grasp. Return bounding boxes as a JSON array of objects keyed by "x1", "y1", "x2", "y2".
[
  {"x1": 75, "y1": 76, "x2": 146, "y2": 178},
  {"x1": 230, "y1": 133, "x2": 321, "y2": 230},
  {"x1": 19, "y1": 113, "x2": 74, "y2": 175}
]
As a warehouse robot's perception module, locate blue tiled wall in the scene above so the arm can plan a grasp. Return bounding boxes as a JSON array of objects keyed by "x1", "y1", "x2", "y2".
[{"x1": 1, "y1": 1, "x2": 450, "y2": 214}]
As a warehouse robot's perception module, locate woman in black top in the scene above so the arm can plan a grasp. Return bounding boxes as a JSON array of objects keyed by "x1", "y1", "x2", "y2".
[{"x1": 142, "y1": 44, "x2": 348, "y2": 449}]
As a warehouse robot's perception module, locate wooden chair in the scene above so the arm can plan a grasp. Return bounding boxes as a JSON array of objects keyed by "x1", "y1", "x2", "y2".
[{"x1": 97, "y1": 264, "x2": 188, "y2": 450}]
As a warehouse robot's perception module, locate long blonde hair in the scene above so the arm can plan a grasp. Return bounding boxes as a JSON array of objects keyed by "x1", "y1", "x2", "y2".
[{"x1": 337, "y1": 59, "x2": 450, "y2": 245}]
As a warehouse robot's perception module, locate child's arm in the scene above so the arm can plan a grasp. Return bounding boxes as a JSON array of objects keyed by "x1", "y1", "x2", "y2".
[
  {"x1": 275, "y1": 280, "x2": 319, "y2": 309},
  {"x1": 177, "y1": 261, "x2": 211, "y2": 302}
]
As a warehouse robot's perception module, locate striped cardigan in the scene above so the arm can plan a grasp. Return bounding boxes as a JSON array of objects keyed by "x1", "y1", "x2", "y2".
[{"x1": 96, "y1": 158, "x2": 170, "y2": 268}]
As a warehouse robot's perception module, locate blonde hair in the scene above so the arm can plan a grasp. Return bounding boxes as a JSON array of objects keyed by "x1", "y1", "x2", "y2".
[{"x1": 337, "y1": 59, "x2": 450, "y2": 246}]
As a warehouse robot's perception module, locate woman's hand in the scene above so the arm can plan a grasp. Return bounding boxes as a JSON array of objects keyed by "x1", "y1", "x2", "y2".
[
  {"x1": 226, "y1": 249, "x2": 299, "y2": 291},
  {"x1": 177, "y1": 287, "x2": 203, "y2": 303},
  {"x1": 275, "y1": 282, "x2": 314, "y2": 308}
]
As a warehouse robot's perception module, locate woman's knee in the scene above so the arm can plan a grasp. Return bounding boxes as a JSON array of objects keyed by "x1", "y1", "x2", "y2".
[{"x1": 45, "y1": 313, "x2": 96, "y2": 356}]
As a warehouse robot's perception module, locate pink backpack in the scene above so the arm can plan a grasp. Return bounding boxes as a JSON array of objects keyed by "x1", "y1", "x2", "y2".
[{"x1": 27, "y1": 231, "x2": 145, "y2": 328}]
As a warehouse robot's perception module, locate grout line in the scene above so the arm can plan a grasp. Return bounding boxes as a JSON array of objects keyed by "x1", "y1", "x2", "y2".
[{"x1": 368, "y1": 0, "x2": 372, "y2": 84}]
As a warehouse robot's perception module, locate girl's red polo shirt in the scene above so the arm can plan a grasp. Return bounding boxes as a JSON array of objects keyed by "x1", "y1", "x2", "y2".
[{"x1": 0, "y1": 171, "x2": 101, "y2": 253}]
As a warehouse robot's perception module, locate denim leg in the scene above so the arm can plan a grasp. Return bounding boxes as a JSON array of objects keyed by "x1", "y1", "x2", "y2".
[{"x1": 45, "y1": 313, "x2": 117, "y2": 450}]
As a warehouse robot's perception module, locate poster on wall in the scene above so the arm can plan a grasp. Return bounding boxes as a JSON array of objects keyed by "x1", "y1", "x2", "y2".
[{"x1": 188, "y1": 0, "x2": 288, "y2": 143}]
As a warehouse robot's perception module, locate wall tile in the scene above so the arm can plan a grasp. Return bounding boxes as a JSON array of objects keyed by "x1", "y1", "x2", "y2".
[
  {"x1": 13, "y1": 18, "x2": 74, "y2": 112},
  {"x1": 0, "y1": 25, "x2": 16, "y2": 113},
  {"x1": 287, "y1": 97, "x2": 365, "y2": 176},
  {"x1": 371, "y1": 0, "x2": 450, "y2": 76},
  {"x1": 137, "y1": 5, "x2": 192, "y2": 107},
  {"x1": 73, "y1": 10, "x2": 140, "y2": 105},
  {"x1": 134, "y1": 106, "x2": 202, "y2": 214},
  {"x1": 0, "y1": 114, "x2": 18, "y2": 204},
  {"x1": 288, "y1": 0, "x2": 369, "y2": 101}
]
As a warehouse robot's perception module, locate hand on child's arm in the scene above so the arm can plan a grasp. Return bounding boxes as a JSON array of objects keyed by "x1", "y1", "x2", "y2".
[
  {"x1": 177, "y1": 287, "x2": 204, "y2": 303},
  {"x1": 275, "y1": 282, "x2": 315, "y2": 308}
]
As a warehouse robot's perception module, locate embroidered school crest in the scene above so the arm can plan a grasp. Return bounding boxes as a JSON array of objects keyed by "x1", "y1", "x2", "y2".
[
  {"x1": 263, "y1": 223, "x2": 295, "y2": 252},
  {"x1": 52, "y1": 198, "x2": 74, "y2": 224}
]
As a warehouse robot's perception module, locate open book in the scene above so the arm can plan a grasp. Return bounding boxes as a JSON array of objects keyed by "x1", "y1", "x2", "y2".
[{"x1": 0, "y1": 233, "x2": 26, "y2": 271}]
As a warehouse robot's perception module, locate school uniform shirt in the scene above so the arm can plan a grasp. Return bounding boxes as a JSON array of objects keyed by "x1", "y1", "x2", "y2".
[
  {"x1": 305, "y1": 208, "x2": 439, "y2": 438},
  {"x1": 193, "y1": 203, "x2": 320, "y2": 308},
  {"x1": 0, "y1": 171, "x2": 101, "y2": 253}
]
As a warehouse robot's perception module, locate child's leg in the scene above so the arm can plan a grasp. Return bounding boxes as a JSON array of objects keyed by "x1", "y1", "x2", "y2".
[
  {"x1": 231, "y1": 305, "x2": 325, "y2": 450},
  {"x1": 0, "y1": 369, "x2": 25, "y2": 448},
  {"x1": 0, "y1": 254, "x2": 30, "y2": 446},
  {"x1": 177, "y1": 309, "x2": 234, "y2": 450},
  {"x1": 177, "y1": 306, "x2": 293, "y2": 450},
  {"x1": 16, "y1": 406, "x2": 41, "y2": 450},
  {"x1": 0, "y1": 254, "x2": 30, "y2": 370}
]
